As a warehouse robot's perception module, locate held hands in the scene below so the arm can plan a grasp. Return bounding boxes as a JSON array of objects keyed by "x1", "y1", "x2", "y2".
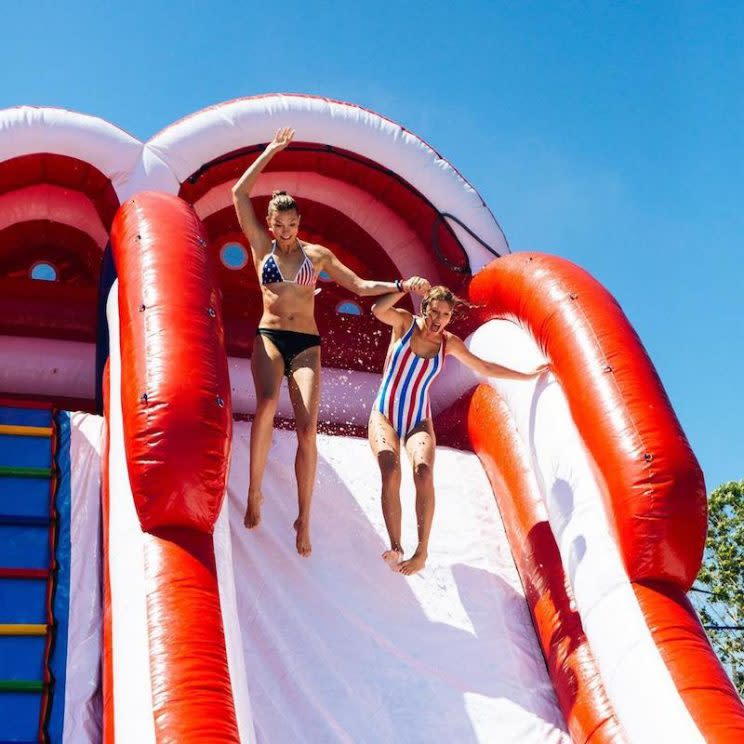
[
  {"x1": 268, "y1": 127, "x2": 295, "y2": 153},
  {"x1": 403, "y1": 276, "x2": 431, "y2": 297}
]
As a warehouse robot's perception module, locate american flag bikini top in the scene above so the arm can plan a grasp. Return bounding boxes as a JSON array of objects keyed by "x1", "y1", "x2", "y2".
[{"x1": 261, "y1": 241, "x2": 318, "y2": 288}]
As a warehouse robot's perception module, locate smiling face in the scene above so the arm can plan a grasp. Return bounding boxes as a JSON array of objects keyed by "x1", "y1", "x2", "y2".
[
  {"x1": 422, "y1": 298, "x2": 454, "y2": 334},
  {"x1": 266, "y1": 208, "x2": 301, "y2": 244}
]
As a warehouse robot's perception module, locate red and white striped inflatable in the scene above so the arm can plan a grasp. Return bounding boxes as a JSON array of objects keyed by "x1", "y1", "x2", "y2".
[{"x1": 0, "y1": 95, "x2": 742, "y2": 743}]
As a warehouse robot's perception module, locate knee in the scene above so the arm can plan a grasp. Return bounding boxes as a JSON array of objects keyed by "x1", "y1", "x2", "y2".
[
  {"x1": 255, "y1": 389, "x2": 280, "y2": 411},
  {"x1": 377, "y1": 451, "x2": 400, "y2": 480},
  {"x1": 296, "y1": 420, "x2": 317, "y2": 446},
  {"x1": 413, "y1": 461, "x2": 432, "y2": 483}
]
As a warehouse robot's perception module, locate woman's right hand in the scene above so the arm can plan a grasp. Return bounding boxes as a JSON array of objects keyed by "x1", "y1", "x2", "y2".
[{"x1": 268, "y1": 127, "x2": 295, "y2": 152}]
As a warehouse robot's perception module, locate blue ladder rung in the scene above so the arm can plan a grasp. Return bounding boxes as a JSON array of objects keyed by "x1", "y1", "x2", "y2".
[{"x1": 0, "y1": 514, "x2": 52, "y2": 527}]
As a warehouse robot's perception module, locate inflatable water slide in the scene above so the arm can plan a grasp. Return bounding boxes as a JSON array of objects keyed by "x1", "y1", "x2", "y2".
[{"x1": 0, "y1": 95, "x2": 742, "y2": 743}]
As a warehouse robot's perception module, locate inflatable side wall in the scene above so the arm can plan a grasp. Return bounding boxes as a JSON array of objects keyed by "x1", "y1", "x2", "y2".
[
  {"x1": 102, "y1": 193, "x2": 248, "y2": 743},
  {"x1": 464, "y1": 254, "x2": 744, "y2": 742}
]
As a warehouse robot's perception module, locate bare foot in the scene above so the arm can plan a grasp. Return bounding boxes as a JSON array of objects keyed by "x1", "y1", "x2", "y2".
[
  {"x1": 382, "y1": 548, "x2": 403, "y2": 572},
  {"x1": 244, "y1": 490, "x2": 263, "y2": 529},
  {"x1": 294, "y1": 518, "x2": 312, "y2": 557},
  {"x1": 399, "y1": 551, "x2": 427, "y2": 576}
]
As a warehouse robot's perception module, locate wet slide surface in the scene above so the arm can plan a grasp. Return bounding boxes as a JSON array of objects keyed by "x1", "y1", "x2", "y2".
[{"x1": 225, "y1": 422, "x2": 570, "y2": 744}]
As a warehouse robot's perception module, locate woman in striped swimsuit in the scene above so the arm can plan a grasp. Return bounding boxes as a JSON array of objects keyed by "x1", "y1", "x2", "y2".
[
  {"x1": 370, "y1": 285, "x2": 549, "y2": 575},
  {"x1": 232, "y1": 127, "x2": 428, "y2": 557}
]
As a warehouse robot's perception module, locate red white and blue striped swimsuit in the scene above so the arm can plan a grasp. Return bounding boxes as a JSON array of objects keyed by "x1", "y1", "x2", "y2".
[
  {"x1": 373, "y1": 318, "x2": 447, "y2": 439},
  {"x1": 261, "y1": 241, "x2": 318, "y2": 287}
]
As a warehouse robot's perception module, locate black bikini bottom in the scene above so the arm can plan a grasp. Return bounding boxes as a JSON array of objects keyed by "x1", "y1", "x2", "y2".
[{"x1": 256, "y1": 328, "x2": 321, "y2": 374}]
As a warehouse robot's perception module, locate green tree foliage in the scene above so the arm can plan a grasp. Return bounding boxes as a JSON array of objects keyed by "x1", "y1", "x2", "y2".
[{"x1": 695, "y1": 480, "x2": 744, "y2": 696}]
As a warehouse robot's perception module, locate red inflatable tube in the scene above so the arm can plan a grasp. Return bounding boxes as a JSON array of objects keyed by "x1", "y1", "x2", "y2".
[
  {"x1": 110, "y1": 191, "x2": 232, "y2": 533},
  {"x1": 143, "y1": 528, "x2": 240, "y2": 744},
  {"x1": 631, "y1": 581, "x2": 744, "y2": 741},
  {"x1": 466, "y1": 385, "x2": 626, "y2": 744},
  {"x1": 469, "y1": 253, "x2": 706, "y2": 589},
  {"x1": 108, "y1": 192, "x2": 240, "y2": 743}
]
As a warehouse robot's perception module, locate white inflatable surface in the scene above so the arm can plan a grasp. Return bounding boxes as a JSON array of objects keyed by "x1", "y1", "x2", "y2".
[{"x1": 223, "y1": 422, "x2": 569, "y2": 744}]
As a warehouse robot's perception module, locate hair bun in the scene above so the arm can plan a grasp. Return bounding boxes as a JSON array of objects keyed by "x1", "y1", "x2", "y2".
[{"x1": 267, "y1": 190, "x2": 298, "y2": 215}]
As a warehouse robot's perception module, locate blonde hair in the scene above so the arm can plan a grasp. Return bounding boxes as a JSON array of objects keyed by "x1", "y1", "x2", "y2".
[
  {"x1": 267, "y1": 190, "x2": 298, "y2": 215},
  {"x1": 421, "y1": 285, "x2": 469, "y2": 315}
]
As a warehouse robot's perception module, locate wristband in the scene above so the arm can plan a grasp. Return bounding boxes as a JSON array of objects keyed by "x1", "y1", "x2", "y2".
[{"x1": 395, "y1": 279, "x2": 404, "y2": 292}]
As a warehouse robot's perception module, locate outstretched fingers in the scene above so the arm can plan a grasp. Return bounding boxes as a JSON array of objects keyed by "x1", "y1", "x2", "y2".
[{"x1": 271, "y1": 126, "x2": 295, "y2": 149}]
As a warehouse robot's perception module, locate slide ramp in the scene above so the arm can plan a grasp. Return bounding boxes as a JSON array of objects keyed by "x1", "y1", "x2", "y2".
[{"x1": 223, "y1": 422, "x2": 570, "y2": 743}]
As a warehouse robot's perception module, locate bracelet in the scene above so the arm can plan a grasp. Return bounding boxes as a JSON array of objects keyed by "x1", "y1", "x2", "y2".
[{"x1": 395, "y1": 279, "x2": 404, "y2": 292}]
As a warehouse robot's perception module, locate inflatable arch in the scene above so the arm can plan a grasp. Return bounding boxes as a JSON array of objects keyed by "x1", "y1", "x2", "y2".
[{"x1": 0, "y1": 95, "x2": 742, "y2": 743}]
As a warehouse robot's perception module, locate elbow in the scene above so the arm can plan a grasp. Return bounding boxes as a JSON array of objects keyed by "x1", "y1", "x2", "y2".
[
  {"x1": 232, "y1": 183, "x2": 248, "y2": 204},
  {"x1": 371, "y1": 297, "x2": 388, "y2": 317}
]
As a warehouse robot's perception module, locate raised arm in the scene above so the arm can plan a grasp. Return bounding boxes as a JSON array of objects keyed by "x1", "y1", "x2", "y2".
[
  {"x1": 370, "y1": 288, "x2": 416, "y2": 334},
  {"x1": 231, "y1": 127, "x2": 294, "y2": 260},
  {"x1": 446, "y1": 334, "x2": 550, "y2": 380}
]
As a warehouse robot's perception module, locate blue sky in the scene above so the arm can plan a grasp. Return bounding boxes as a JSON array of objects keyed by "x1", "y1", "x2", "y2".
[{"x1": 2, "y1": 1, "x2": 742, "y2": 488}]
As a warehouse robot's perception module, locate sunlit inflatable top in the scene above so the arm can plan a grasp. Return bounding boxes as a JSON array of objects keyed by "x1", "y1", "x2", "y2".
[{"x1": 0, "y1": 94, "x2": 507, "y2": 369}]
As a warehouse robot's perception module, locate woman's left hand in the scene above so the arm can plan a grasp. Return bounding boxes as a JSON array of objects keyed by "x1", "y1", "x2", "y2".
[{"x1": 531, "y1": 362, "x2": 551, "y2": 377}]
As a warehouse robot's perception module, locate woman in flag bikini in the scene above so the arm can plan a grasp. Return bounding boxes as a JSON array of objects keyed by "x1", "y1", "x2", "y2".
[
  {"x1": 369, "y1": 285, "x2": 549, "y2": 575},
  {"x1": 232, "y1": 127, "x2": 428, "y2": 557}
]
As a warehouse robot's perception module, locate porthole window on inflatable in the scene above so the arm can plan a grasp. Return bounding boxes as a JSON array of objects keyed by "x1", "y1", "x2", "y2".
[
  {"x1": 30, "y1": 261, "x2": 57, "y2": 281},
  {"x1": 336, "y1": 300, "x2": 362, "y2": 316},
  {"x1": 220, "y1": 241, "x2": 249, "y2": 270},
  {"x1": 319, "y1": 269, "x2": 332, "y2": 282}
]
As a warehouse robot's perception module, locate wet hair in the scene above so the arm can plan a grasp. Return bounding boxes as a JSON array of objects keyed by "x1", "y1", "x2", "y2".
[
  {"x1": 421, "y1": 285, "x2": 470, "y2": 316},
  {"x1": 267, "y1": 190, "x2": 299, "y2": 216}
]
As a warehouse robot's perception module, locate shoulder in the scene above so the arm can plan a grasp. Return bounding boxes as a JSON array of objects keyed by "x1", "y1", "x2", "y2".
[
  {"x1": 302, "y1": 242, "x2": 330, "y2": 260},
  {"x1": 303, "y1": 243, "x2": 336, "y2": 270},
  {"x1": 249, "y1": 234, "x2": 273, "y2": 261},
  {"x1": 254, "y1": 237, "x2": 274, "y2": 253},
  {"x1": 399, "y1": 309, "x2": 416, "y2": 326},
  {"x1": 442, "y1": 330, "x2": 462, "y2": 354},
  {"x1": 390, "y1": 309, "x2": 415, "y2": 337}
]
